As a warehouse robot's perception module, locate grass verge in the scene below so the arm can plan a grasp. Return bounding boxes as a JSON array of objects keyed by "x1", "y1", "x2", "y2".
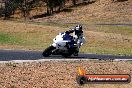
[{"x1": 0, "y1": 20, "x2": 131, "y2": 55}]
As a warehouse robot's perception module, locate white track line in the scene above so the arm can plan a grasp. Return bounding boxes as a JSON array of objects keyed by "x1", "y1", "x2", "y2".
[{"x1": 0, "y1": 59, "x2": 131, "y2": 63}]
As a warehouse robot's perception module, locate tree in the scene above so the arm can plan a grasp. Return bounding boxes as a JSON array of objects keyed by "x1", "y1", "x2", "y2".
[
  {"x1": 45, "y1": 0, "x2": 54, "y2": 15},
  {"x1": 57, "y1": 0, "x2": 66, "y2": 12},
  {"x1": 18, "y1": 0, "x2": 40, "y2": 19},
  {"x1": 72, "y1": 0, "x2": 77, "y2": 5},
  {"x1": 3, "y1": 0, "x2": 22, "y2": 19},
  {"x1": 45, "y1": 0, "x2": 65, "y2": 15},
  {"x1": 1, "y1": 0, "x2": 39, "y2": 19}
]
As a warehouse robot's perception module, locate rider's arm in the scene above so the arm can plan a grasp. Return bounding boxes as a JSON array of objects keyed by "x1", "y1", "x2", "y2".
[{"x1": 65, "y1": 29, "x2": 75, "y2": 34}]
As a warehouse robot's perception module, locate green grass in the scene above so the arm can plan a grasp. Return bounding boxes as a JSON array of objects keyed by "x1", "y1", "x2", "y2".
[
  {"x1": 94, "y1": 26, "x2": 132, "y2": 36},
  {"x1": 0, "y1": 20, "x2": 131, "y2": 56},
  {"x1": 0, "y1": 33, "x2": 21, "y2": 44},
  {"x1": 80, "y1": 25, "x2": 132, "y2": 56},
  {"x1": 12, "y1": 32, "x2": 54, "y2": 50},
  {"x1": 80, "y1": 46, "x2": 132, "y2": 56}
]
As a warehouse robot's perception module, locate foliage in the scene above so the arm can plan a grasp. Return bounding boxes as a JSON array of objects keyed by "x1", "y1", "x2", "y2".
[
  {"x1": 0, "y1": 0, "x2": 94, "y2": 19},
  {"x1": 1, "y1": 0, "x2": 40, "y2": 19},
  {"x1": 45, "y1": 0, "x2": 66, "y2": 15},
  {"x1": 3, "y1": 0, "x2": 22, "y2": 19}
]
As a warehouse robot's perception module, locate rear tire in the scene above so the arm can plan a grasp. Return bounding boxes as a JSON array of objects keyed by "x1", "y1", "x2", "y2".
[{"x1": 42, "y1": 46, "x2": 55, "y2": 57}]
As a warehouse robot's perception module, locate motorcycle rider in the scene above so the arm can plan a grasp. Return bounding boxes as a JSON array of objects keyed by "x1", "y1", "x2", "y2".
[
  {"x1": 63, "y1": 24, "x2": 84, "y2": 56},
  {"x1": 42, "y1": 24, "x2": 85, "y2": 57}
]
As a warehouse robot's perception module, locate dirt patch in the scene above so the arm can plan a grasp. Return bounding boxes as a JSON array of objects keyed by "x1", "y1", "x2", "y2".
[
  {"x1": 0, "y1": 21, "x2": 61, "y2": 33},
  {"x1": 0, "y1": 60, "x2": 132, "y2": 88},
  {"x1": 86, "y1": 30, "x2": 132, "y2": 44}
]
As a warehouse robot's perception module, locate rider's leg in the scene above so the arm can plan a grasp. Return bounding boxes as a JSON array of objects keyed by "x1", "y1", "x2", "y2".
[
  {"x1": 70, "y1": 40, "x2": 79, "y2": 56},
  {"x1": 73, "y1": 45, "x2": 79, "y2": 56}
]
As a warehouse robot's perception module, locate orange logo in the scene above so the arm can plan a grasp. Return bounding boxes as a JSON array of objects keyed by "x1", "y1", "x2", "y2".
[{"x1": 76, "y1": 67, "x2": 131, "y2": 85}]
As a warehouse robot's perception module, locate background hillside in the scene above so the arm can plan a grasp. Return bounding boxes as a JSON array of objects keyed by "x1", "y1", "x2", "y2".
[
  {"x1": 0, "y1": 0, "x2": 132, "y2": 23},
  {"x1": 32, "y1": 0, "x2": 132, "y2": 23}
]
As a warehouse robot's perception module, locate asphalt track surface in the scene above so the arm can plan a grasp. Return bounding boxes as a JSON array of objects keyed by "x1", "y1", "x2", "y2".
[{"x1": 0, "y1": 50, "x2": 132, "y2": 62}]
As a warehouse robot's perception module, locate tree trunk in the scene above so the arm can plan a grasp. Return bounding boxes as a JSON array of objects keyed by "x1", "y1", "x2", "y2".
[{"x1": 72, "y1": 0, "x2": 76, "y2": 5}]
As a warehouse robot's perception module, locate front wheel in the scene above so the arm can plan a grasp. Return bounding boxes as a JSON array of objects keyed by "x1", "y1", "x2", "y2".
[{"x1": 42, "y1": 46, "x2": 55, "y2": 57}]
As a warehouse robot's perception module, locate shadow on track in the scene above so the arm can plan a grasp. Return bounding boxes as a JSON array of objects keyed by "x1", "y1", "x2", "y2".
[{"x1": 0, "y1": 50, "x2": 132, "y2": 61}]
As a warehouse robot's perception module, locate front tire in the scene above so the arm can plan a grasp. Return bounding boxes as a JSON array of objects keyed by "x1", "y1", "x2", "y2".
[{"x1": 42, "y1": 46, "x2": 55, "y2": 57}]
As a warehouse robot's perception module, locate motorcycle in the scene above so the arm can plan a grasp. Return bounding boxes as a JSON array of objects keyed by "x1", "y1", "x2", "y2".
[{"x1": 42, "y1": 30, "x2": 85, "y2": 57}]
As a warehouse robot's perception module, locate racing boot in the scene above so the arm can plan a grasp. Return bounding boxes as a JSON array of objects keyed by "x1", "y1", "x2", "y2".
[{"x1": 73, "y1": 44, "x2": 79, "y2": 56}]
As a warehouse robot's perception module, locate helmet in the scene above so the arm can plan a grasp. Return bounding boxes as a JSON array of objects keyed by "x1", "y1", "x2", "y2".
[
  {"x1": 75, "y1": 24, "x2": 83, "y2": 35},
  {"x1": 75, "y1": 24, "x2": 82, "y2": 31}
]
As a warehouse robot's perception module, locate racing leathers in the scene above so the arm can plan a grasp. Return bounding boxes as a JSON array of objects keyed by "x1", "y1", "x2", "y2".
[{"x1": 63, "y1": 28, "x2": 84, "y2": 56}]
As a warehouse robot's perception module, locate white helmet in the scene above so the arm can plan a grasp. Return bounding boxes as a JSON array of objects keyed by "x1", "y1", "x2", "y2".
[{"x1": 75, "y1": 24, "x2": 82, "y2": 31}]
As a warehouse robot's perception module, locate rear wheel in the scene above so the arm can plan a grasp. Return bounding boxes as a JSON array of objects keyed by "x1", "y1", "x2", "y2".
[{"x1": 42, "y1": 46, "x2": 55, "y2": 57}]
